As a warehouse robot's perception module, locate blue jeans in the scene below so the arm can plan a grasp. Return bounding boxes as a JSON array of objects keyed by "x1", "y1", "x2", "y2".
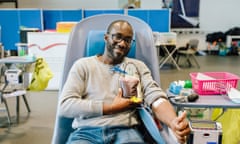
[{"x1": 66, "y1": 125, "x2": 145, "y2": 144}]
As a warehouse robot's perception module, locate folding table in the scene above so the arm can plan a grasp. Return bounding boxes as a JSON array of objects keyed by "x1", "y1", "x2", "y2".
[
  {"x1": 157, "y1": 43, "x2": 181, "y2": 70},
  {"x1": 154, "y1": 32, "x2": 181, "y2": 70},
  {"x1": 0, "y1": 56, "x2": 35, "y2": 124}
]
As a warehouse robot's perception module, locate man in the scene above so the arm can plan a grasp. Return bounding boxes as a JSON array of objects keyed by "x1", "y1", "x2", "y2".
[{"x1": 59, "y1": 20, "x2": 190, "y2": 144}]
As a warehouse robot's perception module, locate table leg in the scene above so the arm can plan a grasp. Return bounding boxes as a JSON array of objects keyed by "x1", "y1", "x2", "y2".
[
  {"x1": 159, "y1": 46, "x2": 181, "y2": 70},
  {"x1": 16, "y1": 96, "x2": 20, "y2": 123},
  {"x1": 159, "y1": 46, "x2": 170, "y2": 68}
]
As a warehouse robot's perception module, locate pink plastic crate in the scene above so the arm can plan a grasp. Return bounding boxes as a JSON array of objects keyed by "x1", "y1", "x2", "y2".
[{"x1": 190, "y1": 72, "x2": 240, "y2": 95}]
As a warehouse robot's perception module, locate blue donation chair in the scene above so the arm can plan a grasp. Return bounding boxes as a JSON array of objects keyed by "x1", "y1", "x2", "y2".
[{"x1": 52, "y1": 14, "x2": 177, "y2": 144}]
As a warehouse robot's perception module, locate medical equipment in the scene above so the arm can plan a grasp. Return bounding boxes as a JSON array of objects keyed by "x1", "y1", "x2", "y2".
[
  {"x1": 5, "y1": 69, "x2": 23, "y2": 84},
  {"x1": 188, "y1": 120, "x2": 222, "y2": 144}
]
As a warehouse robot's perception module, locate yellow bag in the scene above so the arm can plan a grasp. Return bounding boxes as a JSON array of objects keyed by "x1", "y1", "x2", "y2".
[
  {"x1": 212, "y1": 108, "x2": 240, "y2": 144},
  {"x1": 28, "y1": 57, "x2": 53, "y2": 91}
]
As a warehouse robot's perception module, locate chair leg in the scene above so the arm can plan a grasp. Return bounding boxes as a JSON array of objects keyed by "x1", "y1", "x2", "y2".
[
  {"x1": 176, "y1": 54, "x2": 180, "y2": 64},
  {"x1": 191, "y1": 54, "x2": 200, "y2": 68},
  {"x1": 176, "y1": 54, "x2": 184, "y2": 67},
  {"x1": 22, "y1": 95, "x2": 31, "y2": 112},
  {"x1": 15, "y1": 95, "x2": 31, "y2": 123},
  {"x1": 179, "y1": 54, "x2": 191, "y2": 67},
  {"x1": 186, "y1": 54, "x2": 192, "y2": 67},
  {"x1": 2, "y1": 98, "x2": 12, "y2": 125}
]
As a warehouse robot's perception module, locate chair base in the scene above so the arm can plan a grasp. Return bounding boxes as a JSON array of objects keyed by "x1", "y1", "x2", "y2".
[
  {"x1": 2, "y1": 91, "x2": 31, "y2": 125},
  {"x1": 176, "y1": 53, "x2": 200, "y2": 68}
]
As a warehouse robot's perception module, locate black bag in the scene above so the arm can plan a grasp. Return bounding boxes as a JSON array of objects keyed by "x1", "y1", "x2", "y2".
[
  {"x1": 206, "y1": 32, "x2": 226, "y2": 43},
  {"x1": 225, "y1": 27, "x2": 240, "y2": 36}
]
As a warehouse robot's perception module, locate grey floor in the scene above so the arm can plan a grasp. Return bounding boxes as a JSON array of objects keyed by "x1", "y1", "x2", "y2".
[{"x1": 0, "y1": 55, "x2": 240, "y2": 144}]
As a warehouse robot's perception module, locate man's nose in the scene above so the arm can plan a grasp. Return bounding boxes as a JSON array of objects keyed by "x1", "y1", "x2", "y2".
[{"x1": 118, "y1": 39, "x2": 128, "y2": 47}]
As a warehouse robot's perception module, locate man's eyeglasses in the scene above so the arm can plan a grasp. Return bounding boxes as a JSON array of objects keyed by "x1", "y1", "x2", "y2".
[{"x1": 110, "y1": 33, "x2": 134, "y2": 45}]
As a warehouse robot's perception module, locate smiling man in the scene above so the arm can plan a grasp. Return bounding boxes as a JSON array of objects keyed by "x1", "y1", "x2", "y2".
[{"x1": 59, "y1": 20, "x2": 190, "y2": 144}]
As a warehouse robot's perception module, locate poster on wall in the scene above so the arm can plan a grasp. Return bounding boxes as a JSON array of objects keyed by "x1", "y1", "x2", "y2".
[
  {"x1": 171, "y1": 0, "x2": 200, "y2": 28},
  {"x1": 162, "y1": 0, "x2": 173, "y2": 8}
]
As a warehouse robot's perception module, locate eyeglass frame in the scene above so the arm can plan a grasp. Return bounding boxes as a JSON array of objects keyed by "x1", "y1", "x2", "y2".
[{"x1": 107, "y1": 33, "x2": 134, "y2": 45}]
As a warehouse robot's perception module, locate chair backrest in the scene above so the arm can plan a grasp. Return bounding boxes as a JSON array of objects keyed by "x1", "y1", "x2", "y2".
[
  {"x1": 52, "y1": 14, "x2": 160, "y2": 144},
  {"x1": 0, "y1": 43, "x2": 4, "y2": 58},
  {"x1": 188, "y1": 39, "x2": 199, "y2": 50}
]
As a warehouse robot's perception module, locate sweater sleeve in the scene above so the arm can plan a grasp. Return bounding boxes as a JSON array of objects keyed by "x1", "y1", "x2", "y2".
[
  {"x1": 135, "y1": 60, "x2": 167, "y2": 106},
  {"x1": 59, "y1": 58, "x2": 103, "y2": 119}
]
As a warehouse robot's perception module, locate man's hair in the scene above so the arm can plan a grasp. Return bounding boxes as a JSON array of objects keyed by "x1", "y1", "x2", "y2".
[{"x1": 106, "y1": 20, "x2": 133, "y2": 34}]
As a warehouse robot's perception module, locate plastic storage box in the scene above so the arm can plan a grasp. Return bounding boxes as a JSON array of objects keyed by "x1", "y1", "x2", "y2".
[
  {"x1": 190, "y1": 72, "x2": 239, "y2": 95},
  {"x1": 188, "y1": 120, "x2": 222, "y2": 144}
]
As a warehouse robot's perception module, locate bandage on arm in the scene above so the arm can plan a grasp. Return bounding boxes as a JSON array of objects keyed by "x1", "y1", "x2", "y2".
[{"x1": 152, "y1": 98, "x2": 167, "y2": 108}]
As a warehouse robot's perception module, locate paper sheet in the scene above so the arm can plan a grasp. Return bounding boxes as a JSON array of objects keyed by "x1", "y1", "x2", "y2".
[{"x1": 227, "y1": 87, "x2": 240, "y2": 103}]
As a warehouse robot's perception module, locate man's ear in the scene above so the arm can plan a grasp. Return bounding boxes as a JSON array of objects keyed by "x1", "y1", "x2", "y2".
[{"x1": 104, "y1": 34, "x2": 108, "y2": 42}]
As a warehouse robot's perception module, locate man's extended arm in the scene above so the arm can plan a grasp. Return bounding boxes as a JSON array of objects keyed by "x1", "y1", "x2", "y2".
[{"x1": 152, "y1": 99, "x2": 190, "y2": 144}]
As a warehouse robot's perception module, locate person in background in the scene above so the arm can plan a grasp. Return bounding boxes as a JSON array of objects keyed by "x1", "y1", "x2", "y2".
[{"x1": 59, "y1": 19, "x2": 190, "y2": 144}]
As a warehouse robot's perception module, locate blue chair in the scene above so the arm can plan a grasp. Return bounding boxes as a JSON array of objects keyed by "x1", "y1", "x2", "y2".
[{"x1": 52, "y1": 14, "x2": 177, "y2": 144}]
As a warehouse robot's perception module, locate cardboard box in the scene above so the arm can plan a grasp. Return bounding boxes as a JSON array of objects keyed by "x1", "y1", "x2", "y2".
[{"x1": 56, "y1": 22, "x2": 77, "y2": 33}]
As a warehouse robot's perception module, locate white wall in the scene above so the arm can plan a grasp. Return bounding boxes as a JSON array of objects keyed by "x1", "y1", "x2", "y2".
[
  {"x1": 19, "y1": 0, "x2": 118, "y2": 9},
  {"x1": 200, "y1": 0, "x2": 240, "y2": 32},
  {"x1": 0, "y1": 0, "x2": 162, "y2": 9},
  {"x1": 140, "y1": 0, "x2": 163, "y2": 9}
]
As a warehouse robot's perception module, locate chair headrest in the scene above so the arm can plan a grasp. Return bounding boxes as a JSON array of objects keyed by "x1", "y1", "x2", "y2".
[{"x1": 85, "y1": 30, "x2": 136, "y2": 58}]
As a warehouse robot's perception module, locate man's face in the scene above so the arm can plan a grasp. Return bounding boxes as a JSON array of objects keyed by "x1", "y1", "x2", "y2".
[{"x1": 105, "y1": 22, "x2": 133, "y2": 63}]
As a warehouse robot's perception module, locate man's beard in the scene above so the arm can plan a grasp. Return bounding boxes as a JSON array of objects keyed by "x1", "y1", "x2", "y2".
[{"x1": 107, "y1": 44, "x2": 129, "y2": 63}]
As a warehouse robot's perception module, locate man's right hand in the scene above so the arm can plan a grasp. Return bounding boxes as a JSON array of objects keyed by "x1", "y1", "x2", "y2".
[
  {"x1": 111, "y1": 88, "x2": 140, "y2": 113},
  {"x1": 103, "y1": 88, "x2": 140, "y2": 115}
]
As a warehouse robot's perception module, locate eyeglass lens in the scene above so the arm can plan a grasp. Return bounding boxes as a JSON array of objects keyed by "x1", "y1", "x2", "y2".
[{"x1": 111, "y1": 34, "x2": 133, "y2": 44}]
